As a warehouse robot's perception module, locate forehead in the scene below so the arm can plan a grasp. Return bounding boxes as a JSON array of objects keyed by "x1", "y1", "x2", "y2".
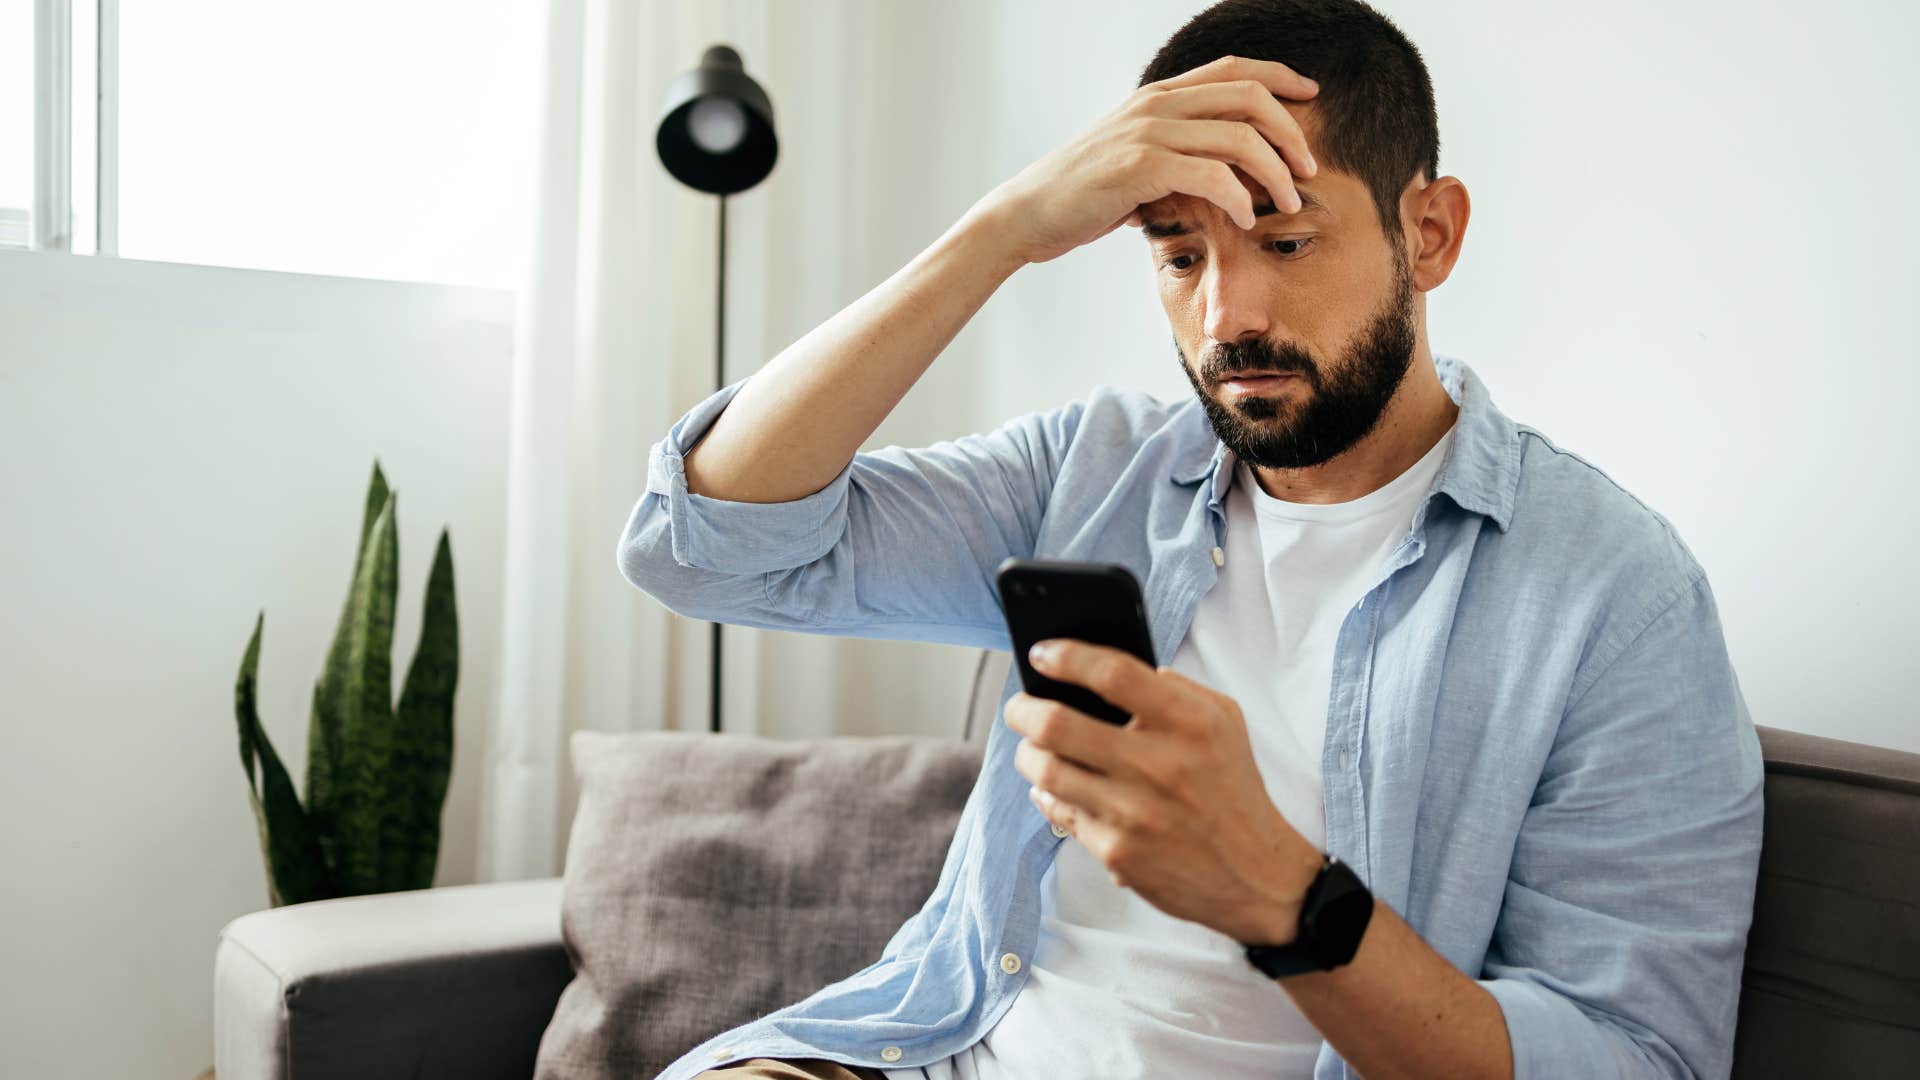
[{"x1": 1139, "y1": 180, "x2": 1340, "y2": 237}]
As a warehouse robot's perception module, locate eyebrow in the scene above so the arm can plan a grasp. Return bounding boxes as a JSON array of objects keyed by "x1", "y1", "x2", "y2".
[{"x1": 1140, "y1": 189, "x2": 1332, "y2": 239}]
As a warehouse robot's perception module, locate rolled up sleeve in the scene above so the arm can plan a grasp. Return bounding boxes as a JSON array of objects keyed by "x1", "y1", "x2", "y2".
[
  {"x1": 1479, "y1": 572, "x2": 1765, "y2": 1080},
  {"x1": 640, "y1": 377, "x2": 854, "y2": 575},
  {"x1": 617, "y1": 375, "x2": 1086, "y2": 649}
]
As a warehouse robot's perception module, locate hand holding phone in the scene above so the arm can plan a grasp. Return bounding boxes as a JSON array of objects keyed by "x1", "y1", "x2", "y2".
[{"x1": 995, "y1": 557, "x2": 1157, "y2": 726}]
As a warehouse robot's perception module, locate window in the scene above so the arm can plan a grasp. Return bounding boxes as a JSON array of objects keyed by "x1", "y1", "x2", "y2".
[{"x1": 6, "y1": 0, "x2": 542, "y2": 289}]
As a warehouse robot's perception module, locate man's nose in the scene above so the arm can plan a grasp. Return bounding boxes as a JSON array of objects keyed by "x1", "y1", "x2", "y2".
[{"x1": 1200, "y1": 259, "x2": 1272, "y2": 346}]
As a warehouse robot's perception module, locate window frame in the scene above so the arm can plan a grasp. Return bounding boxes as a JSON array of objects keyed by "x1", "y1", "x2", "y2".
[{"x1": 10, "y1": 0, "x2": 116, "y2": 254}]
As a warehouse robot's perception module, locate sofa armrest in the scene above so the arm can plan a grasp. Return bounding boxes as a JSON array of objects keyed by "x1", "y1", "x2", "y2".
[{"x1": 214, "y1": 877, "x2": 571, "y2": 1080}]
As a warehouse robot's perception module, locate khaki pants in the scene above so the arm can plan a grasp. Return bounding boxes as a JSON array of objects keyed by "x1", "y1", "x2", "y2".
[{"x1": 693, "y1": 1057, "x2": 891, "y2": 1080}]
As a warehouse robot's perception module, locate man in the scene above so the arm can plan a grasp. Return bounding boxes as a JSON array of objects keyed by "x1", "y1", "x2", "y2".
[{"x1": 621, "y1": 1, "x2": 1763, "y2": 1077}]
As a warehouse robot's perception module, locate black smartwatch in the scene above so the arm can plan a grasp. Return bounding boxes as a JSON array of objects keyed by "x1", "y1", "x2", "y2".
[{"x1": 1243, "y1": 853, "x2": 1374, "y2": 978}]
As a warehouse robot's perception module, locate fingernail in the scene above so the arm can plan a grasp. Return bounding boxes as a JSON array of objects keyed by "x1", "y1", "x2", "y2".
[
  {"x1": 1305, "y1": 151, "x2": 1318, "y2": 175},
  {"x1": 1029, "y1": 640, "x2": 1057, "y2": 665},
  {"x1": 1303, "y1": 77, "x2": 1319, "y2": 91}
]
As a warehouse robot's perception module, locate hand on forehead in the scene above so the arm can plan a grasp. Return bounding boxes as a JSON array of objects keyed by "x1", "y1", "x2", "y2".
[{"x1": 1139, "y1": 100, "x2": 1334, "y2": 225}]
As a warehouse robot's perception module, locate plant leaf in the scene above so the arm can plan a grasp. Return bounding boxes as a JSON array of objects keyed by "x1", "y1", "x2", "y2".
[
  {"x1": 330, "y1": 490, "x2": 399, "y2": 894},
  {"x1": 237, "y1": 612, "x2": 264, "y2": 803},
  {"x1": 235, "y1": 612, "x2": 336, "y2": 906},
  {"x1": 381, "y1": 529, "x2": 458, "y2": 891},
  {"x1": 356, "y1": 460, "x2": 391, "y2": 559},
  {"x1": 306, "y1": 460, "x2": 390, "y2": 857}
]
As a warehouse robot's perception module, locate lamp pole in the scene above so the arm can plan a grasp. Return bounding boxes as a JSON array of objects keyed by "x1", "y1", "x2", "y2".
[
  {"x1": 711, "y1": 192, "x2": 727, "y2": 735},
  {"x1": 655, "y1": 45, "x2": 779, "y2": 736}
]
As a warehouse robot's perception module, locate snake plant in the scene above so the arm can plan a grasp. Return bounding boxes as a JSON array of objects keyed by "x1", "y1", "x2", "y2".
[{"x1": 232, "y1": 460, "x2": 459, "y2": 907}]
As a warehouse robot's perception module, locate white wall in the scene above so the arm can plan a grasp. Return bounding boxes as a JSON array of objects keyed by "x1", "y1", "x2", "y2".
[
  {"x1": 0, "y1": 250, "x2": 514, "y2": 1077},
  {"x1": 728, "y1": 0, "x2": 1916, "y2": 754}
]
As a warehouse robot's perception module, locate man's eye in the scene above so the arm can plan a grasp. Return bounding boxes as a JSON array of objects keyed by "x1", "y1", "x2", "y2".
[{"x1": 1162, "y1": 238, "x2": 1313, "y2": 274}]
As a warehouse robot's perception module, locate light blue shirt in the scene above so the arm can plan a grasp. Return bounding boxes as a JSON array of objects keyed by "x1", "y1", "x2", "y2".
[{"x1": 619, "y1": 355, "x2": 1764, "y2": 1080}]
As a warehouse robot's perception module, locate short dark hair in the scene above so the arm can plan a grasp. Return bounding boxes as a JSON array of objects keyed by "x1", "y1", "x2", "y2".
[{"x1": 1139, "y1": 0, "x2": 1440, "y2": 240}]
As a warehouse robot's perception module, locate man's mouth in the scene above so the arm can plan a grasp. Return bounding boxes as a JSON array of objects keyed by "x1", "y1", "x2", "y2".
[{"x1": 1218, "y1": 372, "x2": 1301, "y2": 393}]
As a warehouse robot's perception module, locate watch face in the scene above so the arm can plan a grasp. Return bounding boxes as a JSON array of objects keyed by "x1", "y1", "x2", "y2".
[
  {"x1": 1317, "y1": 884, "x2": 1373, "y2": 947},
  {"x1": 1302, "y1": 858, "x2": 1373, "y2": 967}
]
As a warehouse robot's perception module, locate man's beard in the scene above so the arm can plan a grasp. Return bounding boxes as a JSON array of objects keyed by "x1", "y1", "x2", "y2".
[{"x1": 1177, "y1": 254, "x2": 1417, "y2": 470}]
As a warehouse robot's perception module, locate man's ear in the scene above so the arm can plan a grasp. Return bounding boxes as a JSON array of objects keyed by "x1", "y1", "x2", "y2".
[{"x1": 1404, "y1": 176, "x2": 1469, "y2": 292}]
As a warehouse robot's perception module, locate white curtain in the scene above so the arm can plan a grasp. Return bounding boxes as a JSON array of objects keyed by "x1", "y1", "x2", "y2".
[
  {"x1": 476, "y1": 0, "x2": 994, "y2": 883},
  {"x1": 477, "y1": 0, "x2": 761, "y2": 883}
]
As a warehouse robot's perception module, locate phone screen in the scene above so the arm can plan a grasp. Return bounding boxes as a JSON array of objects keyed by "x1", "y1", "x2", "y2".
[{"x1": 995, "y1": 557, "x2": 1156, "y2": 725}]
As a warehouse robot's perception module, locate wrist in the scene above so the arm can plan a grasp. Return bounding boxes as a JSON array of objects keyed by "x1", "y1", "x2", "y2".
[
  {"x1": 1256, "y1": 836, "x2": 1328, "y2": 946},
  {"x1": 948, "y1": 197, "x2": 1033, "y2": 278}
]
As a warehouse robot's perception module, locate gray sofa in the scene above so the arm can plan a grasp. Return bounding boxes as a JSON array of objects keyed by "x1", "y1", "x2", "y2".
[{"x1": 213, "y1": 649, "x2": 1920, "y2": 1078}]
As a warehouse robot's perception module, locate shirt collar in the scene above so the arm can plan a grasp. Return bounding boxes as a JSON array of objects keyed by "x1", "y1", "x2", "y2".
[{"x1": 1167, "y1": 354, "x2": 1520, "y2": 532}]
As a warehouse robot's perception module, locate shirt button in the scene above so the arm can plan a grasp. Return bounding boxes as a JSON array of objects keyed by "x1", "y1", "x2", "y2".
[
  {"x1": 711, "y1": 1046, "x2": 734, "y2": 1060},
  {"x1": 1051, "y1": 822, "x2": 1070, "y2": 838},
  {"x1": 1000, "y1": 952, "x2": 1023, "y2": 974},
  {"x1": 1211, "y1": 546, "x2": 1225, "y2": 567},
  {"x1": 881, "y1": 1046, "x2": 903, "y2": 1062},
  {"x1": 1339, "y1": 750, "x2": 1350, "y2": 769}
]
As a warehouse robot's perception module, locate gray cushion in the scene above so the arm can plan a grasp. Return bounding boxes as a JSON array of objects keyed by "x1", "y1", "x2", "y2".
[
  {"x1": 1733, "y1": 726, "x2": 1920, "y2": 1077},
  {"x1": 533, "y1": 730, "x2": 986, "y2": 1080}
]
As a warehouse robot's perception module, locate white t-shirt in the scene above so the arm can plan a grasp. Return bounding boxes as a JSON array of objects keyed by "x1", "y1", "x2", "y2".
[{"x1": 885, "y1": 422, "x2": 1457, "y2": 1080}]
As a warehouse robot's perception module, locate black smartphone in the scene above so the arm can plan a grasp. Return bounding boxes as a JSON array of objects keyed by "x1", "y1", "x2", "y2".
[{"x1": 994, "y1": 557, "x2": 1157, "y2": 726}]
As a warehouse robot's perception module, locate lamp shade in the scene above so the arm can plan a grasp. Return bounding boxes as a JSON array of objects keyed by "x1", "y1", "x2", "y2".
[{"x1": 656, "y1": 45, "x2": 778, "y2": 196}]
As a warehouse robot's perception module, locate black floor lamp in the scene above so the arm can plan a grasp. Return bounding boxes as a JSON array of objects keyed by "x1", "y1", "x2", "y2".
[{"x1": 655, "y1": 45, "x2": 779, "y2": 735}]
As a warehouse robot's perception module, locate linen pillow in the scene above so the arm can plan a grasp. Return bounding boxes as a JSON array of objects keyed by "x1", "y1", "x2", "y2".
[{"x1": 533, "y1": 729, "x2": 985, "y2": 1079}]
